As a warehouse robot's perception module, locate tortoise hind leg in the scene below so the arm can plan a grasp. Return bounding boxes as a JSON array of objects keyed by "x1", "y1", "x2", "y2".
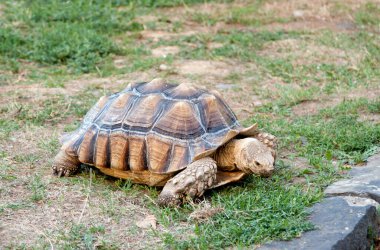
[
  {"x1": 157, "y1": 157, "x2": 217, "y2": 207},
  {"x1": 52, "y1": 147, "x2": 80, "y2": 177}
]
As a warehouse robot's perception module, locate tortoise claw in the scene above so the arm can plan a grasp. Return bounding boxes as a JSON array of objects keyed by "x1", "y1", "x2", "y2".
[
  {"x1": 58, "y1": 169, "x2": 64, "y2": 177},
  {"x1": 52, "y1": 165, "x2": 69, "y2": 178}
]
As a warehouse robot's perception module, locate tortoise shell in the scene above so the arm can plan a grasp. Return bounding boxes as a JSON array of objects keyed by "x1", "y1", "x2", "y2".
[{"x1": 61, "y1": 79, "x2": 258, "y2": 185}]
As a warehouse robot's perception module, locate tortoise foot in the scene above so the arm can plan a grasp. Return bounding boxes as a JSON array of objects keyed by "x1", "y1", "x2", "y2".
[
  {"x1": 157, "y1": 157, "x2": 217, "y2": 207},
  {"x1": 52, "y1": 164, "x2": 74, "y2": 177},
  {"x1": 157, "y1": 190, "x2": 182, "y2": 207},
  {"x1": 52, "y1": 149, "x2": 80, "y2": 177}
]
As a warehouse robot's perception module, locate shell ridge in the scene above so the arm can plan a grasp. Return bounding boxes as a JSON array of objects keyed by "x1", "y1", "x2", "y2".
[
  {"x1": 71, "y1": 131, "x2": 86, "y2": 155},
  {"x1": 118, "y1": 94, "x2": 138, "y2": 127},
  {"x1": 164, "y1": 141, "x2": 175, "y2": 172},
  {"x1": 93, "y1": 95, "x2": 119, "y2": 125},
  {"x1": 214, "y1": 95, "x2": 238, "y2": 125},
  {"x1": 127, "y1": 133, "x2": 132, "y2": 171},
  {"x1": 194, "y1": 100, "x2": 207, "y2": 133},
  {"x1": 143, "y1": 137, "x2": 148, "y2": 170},
  {"x1": 150, "y1": 99, "x2": 168, "y2": 132},
  {"x1": 92, "y1": 126, "x2": 101, "y2": 164},
  {"x1": 188, "y1": 141, "x2": 195, "y2": 164},
  {"x1": 106, "y1": 130, "x2": 111, "y2": 168},
  {"x1": 144, "y1": 136, "x2": 150, "y2": 171},
  {"x1": 121, "y1": 95, "x2": 139, "y2": 129}
]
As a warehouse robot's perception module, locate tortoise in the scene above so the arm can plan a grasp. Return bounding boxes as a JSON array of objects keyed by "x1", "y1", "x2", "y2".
[{"x1": 53, "y1": 78, "x2": 276, "y2": 206}]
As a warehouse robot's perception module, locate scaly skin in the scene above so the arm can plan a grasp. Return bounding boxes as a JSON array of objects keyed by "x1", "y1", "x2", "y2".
[
  {"x1": 215, "y1": 138, "x2": 275, "y2": 177},
  {"x1": 52, "y1": 148, "x2": 80, "y2": 177},
  {"x1": 157, "y1": 157, "x2": 217, "y2": 207},
  {"x1": 157, "y1": 137, "x2": 276, "y2": 206}
]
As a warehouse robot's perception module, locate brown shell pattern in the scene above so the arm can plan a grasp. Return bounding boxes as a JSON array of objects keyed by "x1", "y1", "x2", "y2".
[{"x1": 64, "y1": 80, "x2": 255, "y2": 174}]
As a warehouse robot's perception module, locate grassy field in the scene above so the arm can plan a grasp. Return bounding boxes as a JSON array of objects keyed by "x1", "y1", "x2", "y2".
[{"x1": 1, "y1": 0, "x2": 380, "y2": 249}]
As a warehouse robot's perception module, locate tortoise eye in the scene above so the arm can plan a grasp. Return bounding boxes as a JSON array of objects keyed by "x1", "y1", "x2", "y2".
[{"x1": 254, "y1": 161, "x2": 261, "y2": 166}]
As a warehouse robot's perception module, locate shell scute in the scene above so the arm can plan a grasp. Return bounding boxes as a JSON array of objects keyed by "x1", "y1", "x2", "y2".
[
  {"x1": 147, "y1": 134, "x2": 172, "y2": 172},
  {"x1": 78, "y1": 125, "x2": 98, "y2": 164},
  {"x1": 95, "y1": 130, "x2": 110, "y2": 168},
  {"x1": 110, "y1": 131, "x2": 129, "y2": 170},
  {"x1": 128, "y1": 135, "x2": 147, "y2": 171},
  {"x1": 166, "y1": 143, "x2": 190, "y2": 172},
  {"x1": 152, "y1": 101, "x2": 204, "y2": 140},
  {"x1": 122, "y1": 94, "x2": 164, "y2": 132},
  {"x1": 100, "y1": 93, "x2": 135, "y2": 125},
  {"x1": 197, "y1": 94, "x2": 237, "y2": 133}
]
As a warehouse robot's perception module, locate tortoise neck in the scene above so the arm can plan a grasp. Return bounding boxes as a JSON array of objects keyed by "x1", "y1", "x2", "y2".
[{"x1": 214, "y1": 139, "x2": 239, "y2": 171}]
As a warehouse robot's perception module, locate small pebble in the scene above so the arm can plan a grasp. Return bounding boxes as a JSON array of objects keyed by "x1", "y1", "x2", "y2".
[
  {"x1": 159, "y1": 64, "x2": 169, "y2": 71},
  {"x1": 293, "y1": 10, "x2": 304, "y2": 18}
]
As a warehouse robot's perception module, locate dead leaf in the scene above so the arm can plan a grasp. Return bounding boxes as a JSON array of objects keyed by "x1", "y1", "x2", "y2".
[{"x1": 189, "y1": 206, "x2": 224, "y2": 223}]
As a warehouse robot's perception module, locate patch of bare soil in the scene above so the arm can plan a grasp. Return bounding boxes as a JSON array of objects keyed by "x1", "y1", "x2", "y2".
[
  {"x1": 140, "y1": 26, "x2": 209, "y2": 41},
  {"x1": 137, "y1": 1, "x2": 246, "y2": 42},
  {"x1": 63, "y1": 71, "x2": 158, "y2": 95},
  {"x1": 257, "y1": 0, "x2": 375, "y2": 32},
  {"x1": 259, "y1": 38, "x2": 362, "y2": 67},
  {"x1": 0, "y1": 84, "x2": 68, "y2": 106},
  {"x1": 217, "y1": 84, "x2": 265, "y2": 121},
  {"x1": 261, "y1": 20, "x2": 357, "y2": 32},
  {"x1": 262, "y1": 0, "x2": 372, "y2": 21},
  {"x1": 292, "y1": 86, "x2": 380, "y2": 117},
  {"x1": 175, "y1": 60, "x2": 231, "y2": 77},
  {"x1": 358, "y1": 113, "x2": 380, "y2": 123},
  {"x1": 152, "y1": 46, "x2": 180, "y2": 57}
]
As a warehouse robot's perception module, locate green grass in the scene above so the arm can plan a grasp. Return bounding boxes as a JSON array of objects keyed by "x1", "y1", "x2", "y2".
[
  {"x1": 0, "y1": 23, "x2": 119, "y2": 73},
  {"x1": 54, "y1": 224, "x2": 113, "y2": 249},
  {"x1": 355, "y1": 2, "x2": 380, "y2": 26},
  {"x1": 29, "y1": 174, "x2": 47, "y2": 202},
  {"x1": 12, "y1": 1, "x2": 137, "y2": 33},
  {"x1": 157, "y1": 30, "x2": 302, "y2": 61},
  {"x1": 1, "y1": 90, "x2": 99, "y2": 127},
  {"x1": 0, "y1": 0, "x2": 135, "y2": 73},
  {"x1": 0, "y1": 202, "x2": 33, "y2": 214},
  {"x1": 255, "y1": 98, "x2": 380, "y2": 164},
  {"x1": 0, "y1": 119, "x2": 20, "y2": 139},
  {"x1": 157, "y1": 169, "x2": 320, "y2": 249}
]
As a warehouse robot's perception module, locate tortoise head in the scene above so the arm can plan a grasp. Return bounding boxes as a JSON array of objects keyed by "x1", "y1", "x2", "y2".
[{"x1": 234, "y1": 138, "x2": 275, "y2": 177}]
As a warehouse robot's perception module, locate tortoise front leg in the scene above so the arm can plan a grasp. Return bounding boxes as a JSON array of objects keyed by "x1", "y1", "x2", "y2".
[
  {"x1": 52, "y1": 148, "x2": 80, "y2": 177},
  {"x1": 157, "y1": 157, "x2": 217, "y2": 206}
]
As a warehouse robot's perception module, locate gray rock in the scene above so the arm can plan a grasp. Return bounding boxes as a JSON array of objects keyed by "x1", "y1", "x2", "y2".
[
  {"x1": 259, "y1": 197, "x2": 379, "y2": 250},
  {"x1": 325, "y1": 153, "x2": 380, "y2": 203}
]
